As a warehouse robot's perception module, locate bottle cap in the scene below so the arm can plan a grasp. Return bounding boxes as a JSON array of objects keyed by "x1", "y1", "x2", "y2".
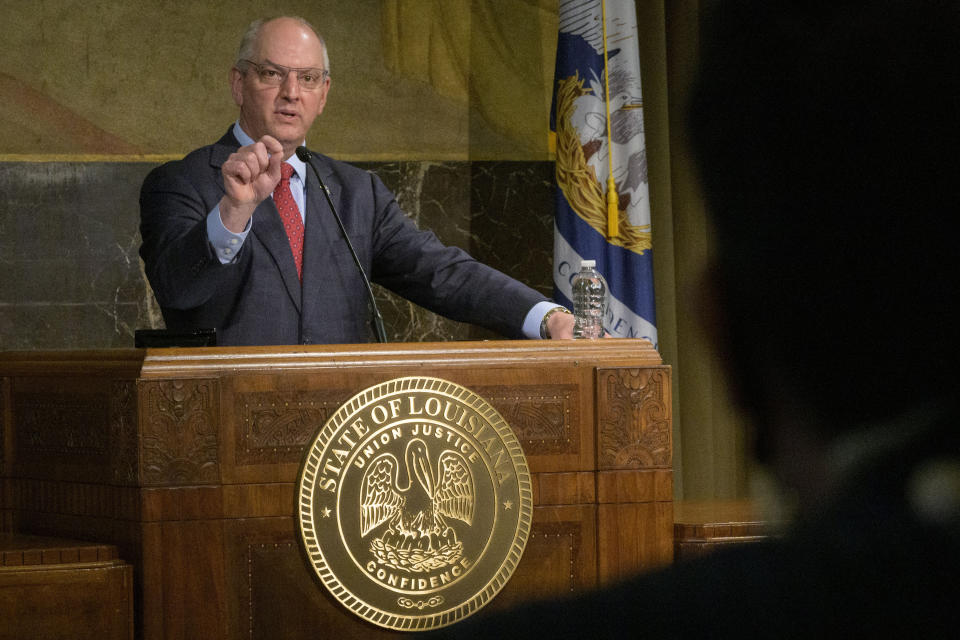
[{"x1": 581, "y1": 259, "x2": 596, "y2": 268}]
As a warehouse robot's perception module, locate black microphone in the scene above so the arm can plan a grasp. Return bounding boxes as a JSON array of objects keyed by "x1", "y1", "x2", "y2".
[{"x1": 295, "y1": 146, "x2": 388, "y2": 343}]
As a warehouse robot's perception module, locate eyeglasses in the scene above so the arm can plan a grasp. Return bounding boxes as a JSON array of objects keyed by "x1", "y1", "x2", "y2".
[{"x1": 241, "y1": 59, "x2": 328, "y2": 91}]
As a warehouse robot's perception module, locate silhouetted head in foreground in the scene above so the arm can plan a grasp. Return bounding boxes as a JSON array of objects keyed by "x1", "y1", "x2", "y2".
[{"x1": 689, "y1": 0, "x2": 960, "y2": 490}]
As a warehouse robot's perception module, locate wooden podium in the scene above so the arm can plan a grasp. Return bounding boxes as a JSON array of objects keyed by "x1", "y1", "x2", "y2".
[{"x1": 1, "y1": 340, "x2": 671, "y2": 638}]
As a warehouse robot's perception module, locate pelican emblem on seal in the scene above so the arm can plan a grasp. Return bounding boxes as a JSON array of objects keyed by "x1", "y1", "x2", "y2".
[{"x1": 361, "y1": 438, "x2": 475, "y2": 573}]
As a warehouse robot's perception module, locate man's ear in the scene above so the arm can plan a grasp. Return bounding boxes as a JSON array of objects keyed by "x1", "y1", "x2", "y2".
[
  {"x1": 230, "y1": 68, "x2": 244, "y2": 107},
  {"x1": 315, "y1": 76, "x2": 331, "y2": 115}
]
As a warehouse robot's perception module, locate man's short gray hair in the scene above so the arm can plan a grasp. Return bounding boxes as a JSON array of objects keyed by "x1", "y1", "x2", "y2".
[{"x1": 235, "y1": 16, "x2": 330, "y2": 74}]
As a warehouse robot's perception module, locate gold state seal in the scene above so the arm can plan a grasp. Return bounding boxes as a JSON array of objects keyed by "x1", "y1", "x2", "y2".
[{"x1": 297, "y1": 377, "x2": 532, "y2": 631}]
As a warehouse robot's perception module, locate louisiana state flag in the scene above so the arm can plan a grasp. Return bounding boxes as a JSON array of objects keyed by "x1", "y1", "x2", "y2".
[{"x1": 551, "y1": 0, "x2": 657, "y2": 348}]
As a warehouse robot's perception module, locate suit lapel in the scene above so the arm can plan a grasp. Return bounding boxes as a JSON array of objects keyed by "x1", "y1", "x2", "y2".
[
  {"x1": 209, "y1": 129, "x2": 237, "y2": 198},
  {"x1": 210, "y1": 127, "x2": 303, "y2": 312}
]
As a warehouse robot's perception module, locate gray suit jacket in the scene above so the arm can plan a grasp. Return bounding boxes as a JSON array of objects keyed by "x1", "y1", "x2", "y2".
[{"x1": 139, "y1": 128, "x2": 547, "y2": 346}]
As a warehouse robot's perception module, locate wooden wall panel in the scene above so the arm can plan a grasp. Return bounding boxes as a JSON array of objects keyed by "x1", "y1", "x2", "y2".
[
  {"x1": 534, "y1": 472, "x2": 595, "y2": 506},
  {"x1": 0, "y1": 535, "x2": 133, "y2": 640},
  {"x1": 157, "y1": 520, "x2": 228, "y2": 639},
  {"x1": 218, "y1": 373, "x2": 351, "y2": 486},
  {"x1": 12, "y1": 378, "x2": 113, "y2": 483},
  {"x1": 597, "y1": 501, "x2": 674, "y2": 582},
  {"x1": 219, "y1": 504, "x2": 598, "y2": 638},
  {"x1": 473, "y1": 375, "x2": 588, "y2": 473},
  {"x1": 139, "y1": 523, "x2": 164, "y2": 640},
  {"x1": 218, "y1": 364, "x2": 598, "y2": 485},
  {"x1": 222, "y1": 516, "x2": 396, "y2": 640},
  {"x1": 593, "y1": 367, "x2": 674, "y2": 577},
  {"x1": 486, "y1": 504, "x2": 598, "y2": 612}
]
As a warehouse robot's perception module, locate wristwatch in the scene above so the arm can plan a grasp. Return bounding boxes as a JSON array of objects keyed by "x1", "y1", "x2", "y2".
[{"x1": 540, "y1": 306, "x2": 573, "y2": 339}]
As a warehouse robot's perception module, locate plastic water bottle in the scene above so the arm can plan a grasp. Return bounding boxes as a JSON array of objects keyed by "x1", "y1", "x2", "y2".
[{"x1": 572, "y1": 260, "x2": 606, "y2": 339}]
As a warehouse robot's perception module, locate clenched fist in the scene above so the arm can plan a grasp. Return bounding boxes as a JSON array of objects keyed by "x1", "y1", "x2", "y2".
[{"x1": 219, "y1": 135, "x2": 284, "y2": 232}]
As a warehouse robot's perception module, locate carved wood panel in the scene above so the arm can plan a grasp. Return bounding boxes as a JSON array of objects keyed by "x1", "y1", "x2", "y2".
[
  {"x1": 13, "y1": 391, "x2": 110, "y2": 463},
  {"x1": 474, "y1": 385, "x2": 579, "y2": 456},
  {"x1": 140, "y1": 379, "x2": 219, "y2": 486},
  {"x1": 236, "y1": 390, "x2": 346, "y2": 466},
  {"x1": 596, "y1": 368, "x2": 671, "y2": 470},
  {"x1": 109, "y1": 380, "x2": 139, "y2": 485}
]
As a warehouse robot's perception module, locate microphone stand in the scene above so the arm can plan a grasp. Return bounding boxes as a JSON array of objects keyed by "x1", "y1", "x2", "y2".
[{"x1": 295, "y1": 146, "x2": 388, "y2": 343}]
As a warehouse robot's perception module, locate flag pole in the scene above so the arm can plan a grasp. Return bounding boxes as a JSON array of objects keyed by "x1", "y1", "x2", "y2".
[{"x1": 600, "y1": 0, "x2": 620, "y2": 239}]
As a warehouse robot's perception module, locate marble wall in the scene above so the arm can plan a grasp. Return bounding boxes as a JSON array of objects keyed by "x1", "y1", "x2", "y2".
[{"x1": 0, "y1": 160, "x2": 555, "y2": 350}]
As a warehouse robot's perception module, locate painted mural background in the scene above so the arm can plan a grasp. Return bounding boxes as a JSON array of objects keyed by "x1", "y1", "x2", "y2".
[{"x1": 0, "y1": 0, "x2": 557, "y2": 160}]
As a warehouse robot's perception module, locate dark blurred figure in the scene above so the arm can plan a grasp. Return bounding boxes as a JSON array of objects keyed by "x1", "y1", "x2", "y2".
[{"x1": 427, "y1": 0, "x2": 960, "y2": 636}]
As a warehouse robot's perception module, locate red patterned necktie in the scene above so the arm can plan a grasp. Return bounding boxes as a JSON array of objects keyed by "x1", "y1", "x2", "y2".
[{"x1": 273, "y1": 162, "x2": 304, "y2": 280}]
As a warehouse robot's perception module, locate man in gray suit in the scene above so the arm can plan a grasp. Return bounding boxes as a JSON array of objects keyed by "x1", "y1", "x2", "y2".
[{"x1": 140, "y1": 16, "x2": 575, "y2": 346}]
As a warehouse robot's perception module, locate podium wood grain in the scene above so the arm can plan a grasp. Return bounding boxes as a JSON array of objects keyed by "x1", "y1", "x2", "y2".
[
  {"x1": 0, "y1": 533, "x2": 133, "y2": 640},
  {"x1": 1, "y1": 340, "x2": 671, "y2": 639}
]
